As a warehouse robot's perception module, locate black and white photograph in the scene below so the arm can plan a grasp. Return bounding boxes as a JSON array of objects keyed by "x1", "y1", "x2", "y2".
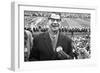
[
  {"x1": 24, "y1": 11, "x2": 91, "y2": 61},
  {"x1": 11, "y1": 3, "x2": 97, "y2": 71},
  {"x1": 0, "y1": 0, "x2": 100, "y2": 72}
]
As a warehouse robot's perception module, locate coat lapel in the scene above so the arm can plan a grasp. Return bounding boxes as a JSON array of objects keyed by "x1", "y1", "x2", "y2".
[
  {"x1": 44, "y1": 32, "x2": 54, "y2": 56},
  {"x1": 43, "y1": 32, "x2": 63, "y2": 58},
  {"x1": 56, "y1": 33, "x2": 63, "y2": 50}
]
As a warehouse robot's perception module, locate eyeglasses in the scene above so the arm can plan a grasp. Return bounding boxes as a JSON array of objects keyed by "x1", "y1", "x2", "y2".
[{"x1": 48, "y1": 18, "x2": 61, "y2": 22}]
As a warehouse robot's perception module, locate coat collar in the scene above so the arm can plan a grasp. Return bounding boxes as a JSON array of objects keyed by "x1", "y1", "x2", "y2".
[{"x1": 44, "y1": 32, "x2": 63, "y2": 52}]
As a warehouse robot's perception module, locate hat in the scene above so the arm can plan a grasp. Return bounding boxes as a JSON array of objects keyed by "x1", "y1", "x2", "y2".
[{"x1": 50, "y1": 13, "x2": 61, "y2": 19}]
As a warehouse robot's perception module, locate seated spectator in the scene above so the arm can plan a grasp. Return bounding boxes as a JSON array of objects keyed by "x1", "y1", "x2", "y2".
[{"x1": 24, "y1": 29, "x2": 33, "y2": 61}]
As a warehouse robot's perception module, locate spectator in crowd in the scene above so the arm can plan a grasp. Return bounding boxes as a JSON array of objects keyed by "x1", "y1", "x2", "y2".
[
  {"x1": 72, "y1": 36, "x2": 90, "y2": 59},
  {"x1": 24, "y1": 29, "x2": 33, "y2": 61}
]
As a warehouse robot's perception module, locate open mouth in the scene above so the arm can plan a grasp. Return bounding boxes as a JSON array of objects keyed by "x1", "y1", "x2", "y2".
[{"x1": 51, "y1": 23, "x2": 59, "y2": 27}]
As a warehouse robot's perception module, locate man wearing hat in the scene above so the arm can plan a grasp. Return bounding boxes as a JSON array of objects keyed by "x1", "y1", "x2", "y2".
[{"x1": 29, "y1": 13, "x2": 74, "y2": 61}]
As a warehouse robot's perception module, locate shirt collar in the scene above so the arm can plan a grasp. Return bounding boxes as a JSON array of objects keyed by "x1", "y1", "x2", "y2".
[{"x1": 49, "y1": 31, "x2": 59, "y2": 40}]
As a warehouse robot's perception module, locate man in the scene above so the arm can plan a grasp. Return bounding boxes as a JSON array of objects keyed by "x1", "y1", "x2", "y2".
[{"x1": 29, "y1": 13, "x2": 73, "y2": 61}]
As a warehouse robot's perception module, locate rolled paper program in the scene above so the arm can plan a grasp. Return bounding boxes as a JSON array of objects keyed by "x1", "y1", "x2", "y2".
[
  {"x1": 56, "y1": 46, "x2": 63, "y2": 52},
  {"x1": 56, "y1": 46, "x2": 70, "y2": 59}
]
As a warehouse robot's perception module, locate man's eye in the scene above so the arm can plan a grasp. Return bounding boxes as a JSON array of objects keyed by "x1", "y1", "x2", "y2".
[
  {"x1": 56, "y1": 19, "x2": 61, "y2": 22},
  {"x1": 49, "y1": 18, "x2": 61, "y2": 22},
  {"x1": 51, "y1": 19, "x2": 55, "y2": 21}
]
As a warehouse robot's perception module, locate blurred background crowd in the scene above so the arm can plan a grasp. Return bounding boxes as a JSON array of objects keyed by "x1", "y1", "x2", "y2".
[{"x1": 24, "y1": 11, "x2": 91, "y2": 61}]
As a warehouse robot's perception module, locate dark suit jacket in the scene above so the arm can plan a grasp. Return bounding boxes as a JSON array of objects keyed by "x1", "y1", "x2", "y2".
[{"x1": 29, "y1": 32, "x2": 73, "y2": 61}]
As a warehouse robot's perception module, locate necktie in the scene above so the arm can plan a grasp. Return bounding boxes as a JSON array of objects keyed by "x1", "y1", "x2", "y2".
[{"x1": 52, "y1": 36, "x2": 57, "y2": 52}]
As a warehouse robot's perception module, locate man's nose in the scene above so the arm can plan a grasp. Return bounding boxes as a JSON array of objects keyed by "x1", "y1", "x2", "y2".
[{"x1": 53, "y1": 20, "x2": 57, "y2": 23}]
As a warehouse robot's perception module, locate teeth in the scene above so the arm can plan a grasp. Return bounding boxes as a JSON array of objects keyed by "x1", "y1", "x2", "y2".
[{"x1": 51, "y1": 24, "x2": 59, "y2": 27}]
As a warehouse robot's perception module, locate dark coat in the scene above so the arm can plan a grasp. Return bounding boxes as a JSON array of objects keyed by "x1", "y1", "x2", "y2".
[{"x1": 29, "y1": 32, "x2": 73, "y2": 61}]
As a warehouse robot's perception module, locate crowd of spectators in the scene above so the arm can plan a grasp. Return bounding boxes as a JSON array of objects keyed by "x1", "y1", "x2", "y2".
[
  {"x1": 24, "y1": 26, "x2": 90, "y2": 61},
  {"x1": 25, "y1": 26, "x2": 90, "y2": 33}
]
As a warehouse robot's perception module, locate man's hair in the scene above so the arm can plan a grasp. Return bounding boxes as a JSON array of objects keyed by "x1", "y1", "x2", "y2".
[{"x1": 48, "y1": 12, "x2": 61, "y2": 19}]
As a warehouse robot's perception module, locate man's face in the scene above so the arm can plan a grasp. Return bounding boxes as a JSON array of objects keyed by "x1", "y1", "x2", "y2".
[{"x1": 48, "y1": 13, "x2": 61, "y2": 32}]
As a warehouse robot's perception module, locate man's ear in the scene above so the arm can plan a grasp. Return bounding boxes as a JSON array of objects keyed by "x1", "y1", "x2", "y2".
[
  {"x1": 61, "y1": 18, "x2": 64, "y2": 22},
  {"x1": 59, "y1": 22, "x2": 61, "y2": 28}
]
